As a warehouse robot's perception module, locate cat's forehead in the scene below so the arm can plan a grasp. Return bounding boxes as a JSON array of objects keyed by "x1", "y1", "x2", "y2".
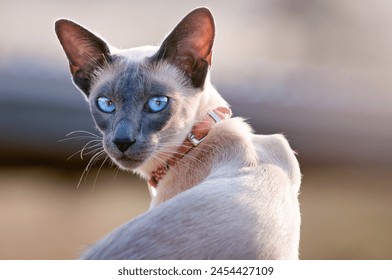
[
  {"x1": 91, "y1": 46, "x2": 189, "y2": 96},
  {"x1": 91, "y1": 47, "x2": 152, "y2": 91}
]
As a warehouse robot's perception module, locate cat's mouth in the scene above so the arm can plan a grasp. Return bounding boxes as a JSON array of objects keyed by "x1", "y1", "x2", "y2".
[
  {"x1": 106, "y1": 146, "x2": 156, "y2": 170},
  {"x1": 113, "y1": 154, "x2": 147, "y2": 169},
  {"x1": 102, "y1": 139, "x2": 154, "y2": 170}
]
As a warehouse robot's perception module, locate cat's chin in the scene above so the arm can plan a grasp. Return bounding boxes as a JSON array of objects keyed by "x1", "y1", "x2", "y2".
[{"x1": 112, "y1": 156, "x2": 146, "y2": 171}]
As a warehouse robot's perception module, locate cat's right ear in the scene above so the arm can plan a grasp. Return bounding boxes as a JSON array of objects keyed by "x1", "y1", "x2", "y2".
[{"x1": 55, "y1": 19, "x2": 111, "y2": 96}]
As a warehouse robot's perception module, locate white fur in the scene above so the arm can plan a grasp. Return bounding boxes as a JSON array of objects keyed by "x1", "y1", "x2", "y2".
[{"x1": 81, "y1": 46, "x2": 302, "y2": 260}]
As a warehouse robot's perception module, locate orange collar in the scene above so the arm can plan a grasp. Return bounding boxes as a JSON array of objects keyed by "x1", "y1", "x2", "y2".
[{"x1": 148, "y1": 107, "x2": 232, "y2": 188}]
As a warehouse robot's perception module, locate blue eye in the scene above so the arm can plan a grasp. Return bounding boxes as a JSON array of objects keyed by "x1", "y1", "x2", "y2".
[
  {"x1": 146, "y1": 96, "x2": 169, "y2": 113},
  {"x1": 97, "y1": 96, "x2": 116, "y2": 113}
]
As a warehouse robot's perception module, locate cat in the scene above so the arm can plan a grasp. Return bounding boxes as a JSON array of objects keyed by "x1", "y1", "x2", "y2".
[{"x1": 55, "y1": 7, "x2": 301, "y2": 259}]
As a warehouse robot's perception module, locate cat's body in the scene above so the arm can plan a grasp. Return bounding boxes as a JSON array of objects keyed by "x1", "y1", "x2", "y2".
[
  {"x1": 55, "y1": 8, "x2": 301, "y2": 259},
  {"x1": 81, "y1": 123, "x2": 301, "y2": 259}
]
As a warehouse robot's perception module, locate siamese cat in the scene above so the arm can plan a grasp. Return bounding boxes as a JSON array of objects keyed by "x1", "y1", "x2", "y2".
[{"x1": 55, "y1": 7, "x2": 301, "y2": 259}]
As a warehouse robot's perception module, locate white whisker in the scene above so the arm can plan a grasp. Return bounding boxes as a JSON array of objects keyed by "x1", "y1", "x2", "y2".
[
  {"x1": 81, "y1": 143, "x2": 104, "y2": 159},
  {"x1": 65, "y1": 130, "x2": 102, "y2": 138},
  {"x1": 76, "y1": 150, "x2": 106, "y2": 189},
  {"x1": 92, "y1": 155, "x2": 110, "y2": 192}
]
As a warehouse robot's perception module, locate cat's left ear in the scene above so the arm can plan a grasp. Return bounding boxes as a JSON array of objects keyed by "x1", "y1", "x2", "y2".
[
  {"x1": 153, "y1": 7, "x2": 215, "y2": 88},
  {"x1": 55, "y1": 19, "x2": 111, "y2": 96}
]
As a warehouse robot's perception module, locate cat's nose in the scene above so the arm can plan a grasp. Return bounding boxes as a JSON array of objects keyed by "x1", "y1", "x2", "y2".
[{"x1": 113, "y1": 137, "x2": 136, "y2": 153}]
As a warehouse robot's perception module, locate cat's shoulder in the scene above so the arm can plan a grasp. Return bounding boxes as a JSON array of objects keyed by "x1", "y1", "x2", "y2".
[
  {"x1": 252, "y1": 133, "x2": 301, "y2": 189},
  {"x1": 214, "y1": 117, "x2": 301, "y2": 189}
]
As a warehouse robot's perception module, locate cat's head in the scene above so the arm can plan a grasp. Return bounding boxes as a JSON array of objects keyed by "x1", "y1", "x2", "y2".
[{"x1": 55, "y1": 8, "x2": 216, "y2": 175}]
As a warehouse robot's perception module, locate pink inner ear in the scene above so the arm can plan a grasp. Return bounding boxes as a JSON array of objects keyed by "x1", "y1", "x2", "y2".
[
  {"x1": 191, "y1": 35, "x2": 214, "y2": 65},
  {"x1": 55, "y1": 19, "x2": 111, "y2": 94},
  {"x1": 61, "y1": 35, "x2": 102, "y2": 73},
  {"x1": 156, "y1": 8, "x2": 215, "y2": 76},
  {"x1": 55, "y1": 19, "x2": 110, "y2": 76},
  {"x1": 69, "y1": 63, "x2": 79, "y2": 75},
  {"x1": 151, "y1": 8, "x2": 215, "y2": 88},
  {"x1": 180, "y1": 9, "x2": 215, "y2": 62}
]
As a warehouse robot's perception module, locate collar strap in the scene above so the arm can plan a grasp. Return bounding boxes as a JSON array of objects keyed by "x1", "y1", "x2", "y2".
[{"x1": 148, "y1": 107, "x2": 232, "y2": 188}]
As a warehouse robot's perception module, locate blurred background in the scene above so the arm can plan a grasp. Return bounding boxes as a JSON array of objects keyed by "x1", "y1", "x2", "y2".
[{"x1": 0, "y1": 0, "x2": 391, "y2": 259}]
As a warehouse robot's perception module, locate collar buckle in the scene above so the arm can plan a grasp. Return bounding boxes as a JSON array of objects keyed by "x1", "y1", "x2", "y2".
[
  {"x1": 187, "y1": 132, "x2": 205, "y2": 147},
  {"x1": 187, "y1": 110, "x2": 223, "y2": 146}
]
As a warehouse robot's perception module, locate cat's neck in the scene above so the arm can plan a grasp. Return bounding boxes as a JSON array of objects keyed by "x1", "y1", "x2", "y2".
[
  {"x1": 196, "y1": 79, "x2": 229, "y2": 121},
  {"x1": 134, "y1": 81, "x2": 233, "y2": 202}
]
